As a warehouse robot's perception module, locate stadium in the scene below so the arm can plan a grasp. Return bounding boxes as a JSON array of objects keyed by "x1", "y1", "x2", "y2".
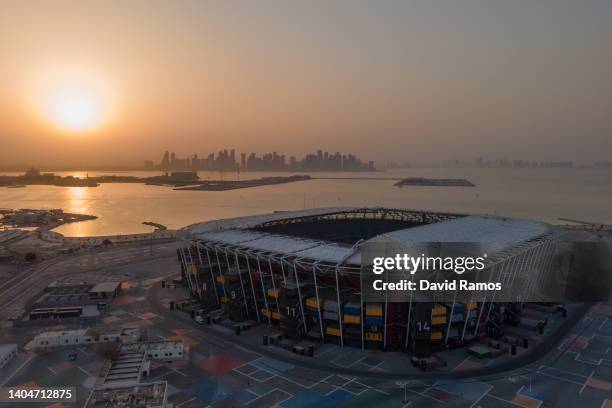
[{"x1": 177, "y1": 207, "x2": 557, "y2": 355}]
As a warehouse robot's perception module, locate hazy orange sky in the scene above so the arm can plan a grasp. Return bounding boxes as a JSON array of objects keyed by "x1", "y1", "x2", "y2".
[{"x1": 1, "y1": 1, "x2": 611, "y2": 166}]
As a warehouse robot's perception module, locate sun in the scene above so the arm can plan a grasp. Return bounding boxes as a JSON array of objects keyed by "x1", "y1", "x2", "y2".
[
  {"x1": 51, "y1": 87, "x2": 102, "y2": 131},
  {"x1": 32, "y1": 67, "x2": 113, "y2": 133}
]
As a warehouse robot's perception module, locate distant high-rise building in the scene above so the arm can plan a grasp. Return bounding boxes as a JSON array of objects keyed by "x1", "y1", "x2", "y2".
[
  {"x1": 192, "y1": 154, "x2": 199, "y2": 169},
  {"x1": 161, "y1": 151, "x2": 170, "y2": 168}
]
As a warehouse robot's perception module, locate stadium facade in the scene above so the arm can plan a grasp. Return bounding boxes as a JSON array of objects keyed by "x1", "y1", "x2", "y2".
[{"x1": 177, "y1": 207, "x2": 557, "y2": 355}]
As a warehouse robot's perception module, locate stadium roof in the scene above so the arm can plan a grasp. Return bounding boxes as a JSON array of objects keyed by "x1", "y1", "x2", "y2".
[
  {"x1": 185, "y1": 228, "x2": 356, "y2": 264},
  {"x1": 180, "y1": 208, "x2": 550, "y2": 266},
  {"x1": 379, "y1": 215, "x2": 550, "y2": 255},
  {"x1": 181, "y1": 207, "x2": 350, "y2": 237}
]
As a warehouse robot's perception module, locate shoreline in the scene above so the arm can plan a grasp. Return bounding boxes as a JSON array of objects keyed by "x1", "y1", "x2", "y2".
[{"x1": 0, "y1": 208, "x2": 177, "y2": 261}]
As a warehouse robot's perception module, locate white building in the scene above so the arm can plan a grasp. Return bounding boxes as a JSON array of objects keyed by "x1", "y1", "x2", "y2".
[
  {"x1": 84, "y1": 342, "x2": 182, "y2": 407},
  {"x1": 121, "y1": 340, "x2": 184, "y2": 360},
  {"x1": 85, "y1": 382, "x2": 170, "y2": 408},
  {"x1": 30, "y1": 327, "x2": 140, "y2": 349}
]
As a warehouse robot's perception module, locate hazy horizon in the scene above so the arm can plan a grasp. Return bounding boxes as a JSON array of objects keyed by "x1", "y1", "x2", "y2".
[{"x1": 1, "y1": 0, "x2": 611, "y2": 166}]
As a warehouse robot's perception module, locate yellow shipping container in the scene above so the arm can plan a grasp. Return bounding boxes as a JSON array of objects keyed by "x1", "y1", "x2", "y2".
[
  {"x1": 431, "y1": 331, "x2": 443, "y2": 341},
  {"x1": 271, "y1": 311, "x2": 281, "y2": 320},
  {"x1": 261, "y1": 308, "x2": 271, "y2": 318},
  {"x1": 465, "y1": 302, "x2": 477, "y2": 310},
  {"x1": 344, "y1": 315, "x2": 361, "y2": 324},
  {"x1": 216, "y1": 276, "x2": 225, "y2": 284},
  {"x1": 187, "y1": 264, "x2": 197, "y2": 274},
  {"x1": 267, "y1": 288, "x2": 280, "y2": 298},
  {"x1": 431, "y1": 316, "x2": 447, "y2": 325},
  {"x1": 325, "y1": 326, "x2": 341, "y2": 336}
]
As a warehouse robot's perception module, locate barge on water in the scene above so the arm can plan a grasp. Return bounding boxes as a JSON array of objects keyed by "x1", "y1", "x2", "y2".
[{"x1": 394, "y1": 177, "x2": 475, "y2": 187}]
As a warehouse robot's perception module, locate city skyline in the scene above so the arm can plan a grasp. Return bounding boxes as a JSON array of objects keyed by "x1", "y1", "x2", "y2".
[
  {"x1": 2, "y1": 152, "x2": 612, "y2": 172},
  {"x1": 146, "y1": 149, "x2": 375, "y2": 172}
]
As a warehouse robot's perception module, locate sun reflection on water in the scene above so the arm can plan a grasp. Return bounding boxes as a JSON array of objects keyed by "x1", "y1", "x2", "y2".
[{"x1": 65, "y1": 186, "x2": 92, "y2": 236}]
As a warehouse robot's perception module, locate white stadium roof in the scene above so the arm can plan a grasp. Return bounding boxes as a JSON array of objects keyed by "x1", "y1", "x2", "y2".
[
  {"x1": 180, "y1": 208, "x2": 550, "y2": 266},
  {"x1": 184, "y1": 226, "x2": 356, "y2": 265},
  {"x1": 181, "y1": 207, "x2": 350, "y2": 237},
  {"x1": 379, "y1": 215, "x2": 550, "y2": 255}
]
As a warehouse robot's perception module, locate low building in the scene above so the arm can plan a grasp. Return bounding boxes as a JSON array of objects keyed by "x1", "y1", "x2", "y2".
[
  {"x1": 22, "y1": 282, "x2": 123, "y2": 324},
  {"x1": 0, "y1": 344, "x2": 17, "y2": 368},
  {"x1": 85, "y1": 340, "x2": 183, "y2": 408},
  {"x1": 32, "y1": 281, "x2": 122, "y2": 307},
  {"x1": 99, "y1": 341, "x2": 184, "y2": 386},
  {"x1": 84, "y1": 382, "x2": 169, "y2": 408},
  {"x1": 88, "y1": 282, "x2": 122, "y2": 300},
  {"x1": 121, "y1": 340, "x2": 184, "y2": 360},
  {"x1": 103, "y1": 350, "x2": 148, "y2": 385},
  {"x1": 30, "y1": 327, "x2": 140, "y2": 349}
]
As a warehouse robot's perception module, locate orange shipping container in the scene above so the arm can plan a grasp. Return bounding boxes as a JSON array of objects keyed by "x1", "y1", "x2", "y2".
[
  {"x1": 344, "y1": 315, "x2": 361, "y2": 324},
  {"x1": 432, "y1": 305, "x2": 446, "y2": 316},
  {"x1": 431, "y1": 316, "x2": 447, "y2": 325},
  {"x1": 325, "y1": 327, "x2": 341, "y2": 336},
  {"x1": 431, "y1": 331, "x2": 443, "y2": 341}
]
